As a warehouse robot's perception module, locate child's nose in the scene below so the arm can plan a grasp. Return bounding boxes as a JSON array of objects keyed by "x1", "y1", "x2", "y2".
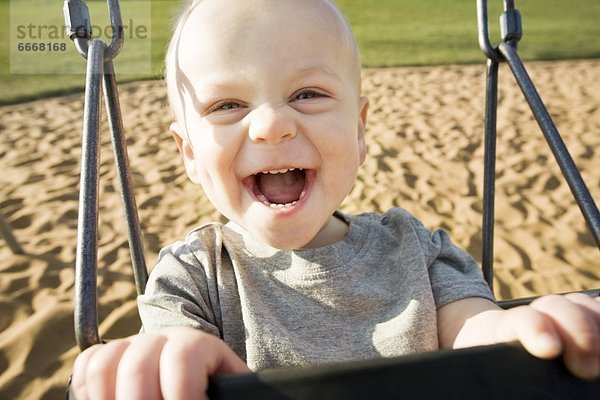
[{"x1": 248, "y1": 105, "x2": 296, "y2": 144}]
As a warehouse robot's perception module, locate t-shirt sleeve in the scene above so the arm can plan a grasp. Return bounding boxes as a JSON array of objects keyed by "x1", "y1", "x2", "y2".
[
  {"x1": 137, "y1": 237, "x2": 222, "y2": 337},
  {"x1": 407, "y1": 214, "x2": 496, "y2": 308}
]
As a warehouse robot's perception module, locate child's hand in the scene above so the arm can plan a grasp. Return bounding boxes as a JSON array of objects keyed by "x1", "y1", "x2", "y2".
[
  {"x1": 70, "y1": 326, "x2": 250, "y2": 400},
  {"x1": 438, "y1": 293, "x2": 600, "y2": 380},
  {"x1": 505, "y1": 293, "x2": 600, "y2": 379}
]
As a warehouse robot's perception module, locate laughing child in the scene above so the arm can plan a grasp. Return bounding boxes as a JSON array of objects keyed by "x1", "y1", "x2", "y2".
[{"x1": 71, "y1": 1, "x2": 600, "y2": 399}]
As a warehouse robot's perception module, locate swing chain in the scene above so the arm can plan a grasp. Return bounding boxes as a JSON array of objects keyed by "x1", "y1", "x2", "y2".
[
  {"x1": 478, "y1": 0, "x2": 600, "y2": 292},
  {"x1": 63, "y1": 0, "x2": 91, "y2": 41},
  {"x1": 477, "y1": 0, "x2": 523, "y2": 61},
  {"x1": 499, "y1": 0, "x2": 522, "y2": 45},
  {"x1": 63, "y1": 0, "x2": 124, "y2": 61},
  {"x1": 65, "y1": 0, "x2": 149, "y2": 350}
]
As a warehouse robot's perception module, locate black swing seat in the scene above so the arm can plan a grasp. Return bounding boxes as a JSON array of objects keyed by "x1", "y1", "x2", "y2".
[
  {"x1": 207, "y1": 343, "x2": 600, "y2": 400},
  {"x1": 208, "y1": 291, "x2": 600, "y2": 399}
]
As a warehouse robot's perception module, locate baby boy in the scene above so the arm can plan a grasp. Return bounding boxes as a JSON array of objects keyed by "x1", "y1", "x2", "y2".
[{"x1": 72, "y1": 1, "x2": 600, "y2": 399}]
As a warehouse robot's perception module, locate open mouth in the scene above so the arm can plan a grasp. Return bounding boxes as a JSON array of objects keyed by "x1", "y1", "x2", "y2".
[{"x1": 245, "y1": 168, "x2": 309, "y2": 208}]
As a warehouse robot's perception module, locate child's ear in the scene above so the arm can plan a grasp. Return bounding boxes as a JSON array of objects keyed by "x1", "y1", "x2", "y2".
[
  {"x1": 170, "y1": 122, "x2": 202, "y2": 184},
  {"x1": 357, "y1": 96, "x2": 369, "y2": 165}
]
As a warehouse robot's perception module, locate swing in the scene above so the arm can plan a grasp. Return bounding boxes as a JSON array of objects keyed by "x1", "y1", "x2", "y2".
[{"x1": 65, "y1": 0, "x2": 600, "y2": 398}]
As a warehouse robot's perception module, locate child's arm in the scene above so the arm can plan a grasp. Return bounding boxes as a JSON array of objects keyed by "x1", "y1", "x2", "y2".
[
  {"x1": 70, "y1": 326, "x2": 250, "y2": 400},
  {"x1": 437, "y1": 293, "x2": 600, "y2": 380}
]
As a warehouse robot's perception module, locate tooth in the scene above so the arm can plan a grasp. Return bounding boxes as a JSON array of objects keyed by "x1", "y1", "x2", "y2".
[
  {"x1": 257, "y1": 194, "x2": 268, "y2": 203},
  {"x1": 266, "y1": 200, "x2": 299, "y2": 208},
  {"x1": 261, "y1": 168, "x2": 303, "y2": 175}
]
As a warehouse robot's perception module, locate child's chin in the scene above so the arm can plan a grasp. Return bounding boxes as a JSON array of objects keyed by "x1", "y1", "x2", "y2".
[
  {"x1": 255, "y1": 229, "x2": 314, "y2": 250},
  {"x1": 264, "y1": 238, "x2": 309, "y2": 250}
]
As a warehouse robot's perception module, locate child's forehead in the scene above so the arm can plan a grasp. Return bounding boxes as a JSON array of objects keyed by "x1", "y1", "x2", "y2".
[
  {"x1": 181, "y1": 0, "x2": 347, "y2": 42},
  {"x1": 177, "y1": 0, "x2": 358, "y2": 73}
]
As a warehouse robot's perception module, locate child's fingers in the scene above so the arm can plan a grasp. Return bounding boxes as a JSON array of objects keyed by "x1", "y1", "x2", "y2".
[
  {"x1": 158, "y1": 327, "x2": 250, "y2": 400},
  {"x1": 80, "y1": 339, "x2": 131, "y2": 400},
  {"x1": 72, "y1": 328, "x2": 248, "y2": 400},
  {"x1": 71, "y1": 344, "x2": 103, "y2": 400},
  {"x1": 498, "y1": 305, "x2": 562, "y2": 359},
  {"x1": 531, "y1": 295, "x2": 600, "y2": 380},
  {"x1": 114, "y1": 333, "x2": 168, "y2": 400},
  {"x1": 564, "y1": 292, "x2": 600, "y2": 320},
  {"x1": 159, "y1": 328, "x2": 215, "y2": 400}
]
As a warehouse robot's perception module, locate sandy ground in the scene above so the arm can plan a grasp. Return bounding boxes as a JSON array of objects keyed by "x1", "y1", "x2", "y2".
[{"x1": 0, "y1": 60, "x2": 599, "y2": 399}]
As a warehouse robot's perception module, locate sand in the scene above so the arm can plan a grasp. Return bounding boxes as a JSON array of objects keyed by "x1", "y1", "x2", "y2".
[{"x1": 0, "y1": 60, "x2": 598, "y2": 398}]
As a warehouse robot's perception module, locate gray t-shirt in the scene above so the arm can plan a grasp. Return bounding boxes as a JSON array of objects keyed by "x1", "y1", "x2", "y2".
[{"x1": 138, "y1": 208, "x2": 494, "y2": 370}]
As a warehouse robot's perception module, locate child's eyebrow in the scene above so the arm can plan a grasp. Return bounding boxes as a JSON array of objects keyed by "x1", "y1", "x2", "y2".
[
  {"x1": 196, "y1": 80, "x2": 252, "y2": 95},
  {"x1": 289, "y1": 65, "x2": 344, "y2": 85},
  {"x1": 192, "y1": 64, "x2": 344, "y2": 100}
]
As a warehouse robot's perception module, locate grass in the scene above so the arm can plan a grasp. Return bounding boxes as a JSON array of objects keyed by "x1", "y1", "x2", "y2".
[
  {"x1": 338, "y1": 0, "x2": 600, "y2": 66},
  {"x1": 1, "y1": 0, "x2": 599, "y2": 104}
]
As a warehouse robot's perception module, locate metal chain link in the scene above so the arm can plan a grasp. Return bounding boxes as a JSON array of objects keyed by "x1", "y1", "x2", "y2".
[{"x1": 65, "y1": 0, "x2": 148, "y2": 350}]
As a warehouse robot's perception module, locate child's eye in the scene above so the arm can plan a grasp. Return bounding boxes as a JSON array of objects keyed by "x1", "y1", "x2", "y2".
[
  {"x1": 202, "y1": 99, "x2": 249, "y2": 123},
  {"x1": 289, "y1": 89, "x2": 334, "y2": 114},
  {"x1": 213, "y1": 102, "x2": 241, "y2": 112},
  {"x1": 294, "y1": 90, "x2": 324, "y2": 101},
  {"x1": 206, "y1": 100, "x2": 244, "y2": 114}
]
